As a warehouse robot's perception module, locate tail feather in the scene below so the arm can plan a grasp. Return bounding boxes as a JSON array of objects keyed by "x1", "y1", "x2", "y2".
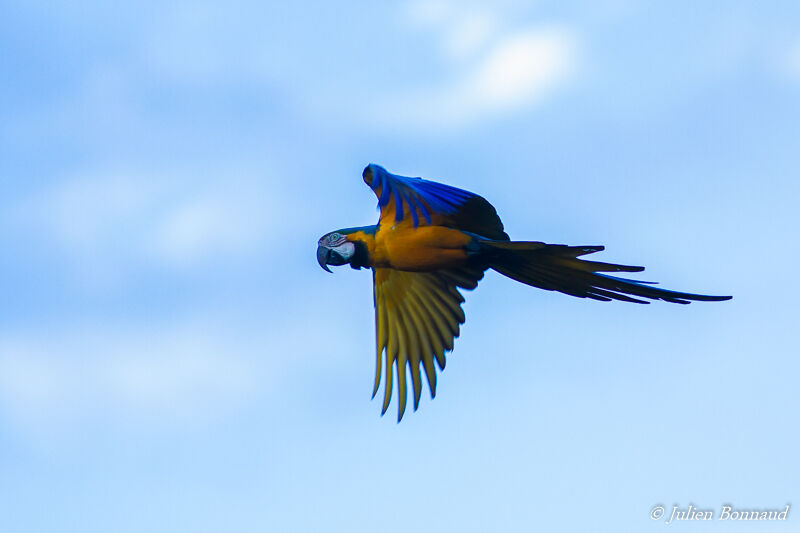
[{"x1": 483, "y1": 241, "x2": 731, "y2": 304}]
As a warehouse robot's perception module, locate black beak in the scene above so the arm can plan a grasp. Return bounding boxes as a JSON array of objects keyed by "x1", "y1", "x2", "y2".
[
  {"x1": 317, "y1": 246, "x2": 333, "y2": 273},
  {"x1": 317, "y1": 245, "x2": 348, "y2": 272}
]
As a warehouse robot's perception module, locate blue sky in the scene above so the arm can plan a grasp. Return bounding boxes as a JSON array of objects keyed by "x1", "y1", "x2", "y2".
[{"x1": 1, "y1": 1, "x2": 799, "y2": 532}]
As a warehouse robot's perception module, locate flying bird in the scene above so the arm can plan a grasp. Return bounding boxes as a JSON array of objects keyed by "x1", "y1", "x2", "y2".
[{"x1": 317, "y1": 164, "x2": 731, "y2": 421}]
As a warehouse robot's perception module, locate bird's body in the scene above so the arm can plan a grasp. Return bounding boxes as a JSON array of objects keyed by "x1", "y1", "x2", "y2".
[
  {"x1": 317, "y1": 164, "x2": 731, "y2": 421},
  {"x1": 349, "y1": 224, "x2": 473, "y2": 271}
]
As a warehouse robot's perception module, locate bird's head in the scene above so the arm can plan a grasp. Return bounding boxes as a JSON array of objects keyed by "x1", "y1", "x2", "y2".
[{"x1": 316, "y1": 230, "x2": 356, "y2": 273}]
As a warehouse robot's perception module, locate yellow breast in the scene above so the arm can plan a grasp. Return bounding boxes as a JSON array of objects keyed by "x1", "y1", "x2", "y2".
[{"x1": 373, "y1": 224, "x2": 472, "y2": 272}]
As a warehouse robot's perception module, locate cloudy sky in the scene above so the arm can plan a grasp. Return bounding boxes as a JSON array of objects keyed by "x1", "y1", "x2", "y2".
[{"x1": 1, "y1": 1, "x2": 799, "y2": 532}]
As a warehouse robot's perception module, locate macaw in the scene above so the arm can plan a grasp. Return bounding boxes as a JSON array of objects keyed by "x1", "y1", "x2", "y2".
[{"x1": 317, "y1": 164, "x2": 731, "y2": 421}]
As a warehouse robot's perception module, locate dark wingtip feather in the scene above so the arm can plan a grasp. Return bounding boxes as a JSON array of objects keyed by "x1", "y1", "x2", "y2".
[
  {"x1": 575, "y1": 246, "x2": 605, "y2": 256},
  {"x1": 687, "y1": 294, "x2": 732, "y2": 302},
  {"x1": 396, "y1": 405, "x2": 406, "y2": 423},
  {"x1": 381, "y1": 393, "x2": 390, "y2": 416}
]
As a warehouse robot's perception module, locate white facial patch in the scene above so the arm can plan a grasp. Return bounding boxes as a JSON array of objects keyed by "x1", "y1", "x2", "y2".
[{"x1": 333, "y1": 241, "x2": 355, "y2": 260}]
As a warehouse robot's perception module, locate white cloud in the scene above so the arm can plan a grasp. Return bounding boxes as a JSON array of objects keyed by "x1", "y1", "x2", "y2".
[
  {"x1": 403, "y1": 0, "x2": 455, "y2": 27},
  {"x1": 373, "y1": 2, "x2": 580, "y2": 129},
  {"x1": 149, "y1": 184, "x2": 274, "y2": 267},
  {"x1": 471, "y1": 28, "x2": 576, "y2": 109},
  {"x1": 0, "y1": 300, "x2": 356, "y2": 441},
  {"x1": 374, "y1": 25, "x2": 578, "y2": 129},
  {"x1": 442, "y1": 10, "x2": 498, "y2": 60},
  {"x1": 403, "y1": 0, "x2": 498, "y2": 61},
  {"x1": 42, "y1": 173, "x2": 164, "y2": 254},
  {"x1": 15, "y1": 166, "x2": 288, "y2": 285},
  {"x1": 0, "y1": 322, "x2": 260, "y2": 431},
  {"x1": 783, "y1": 38, "x2": 800, "y2": 81}
]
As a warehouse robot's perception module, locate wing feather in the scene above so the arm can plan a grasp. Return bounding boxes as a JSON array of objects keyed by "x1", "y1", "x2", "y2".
[
  {"x1": 372, "y1": 279, "x2": 388, "y2": 398},
  {"x1": 372, "y1": 266, "x2": 484, "y2": 421},
  {"x1": 402, "y1": 305, "x2": 437, "y2": 396},
  {"x1": 362, "y1": 164, "x2": 508, "y2": 240},
  {"x1": 409, "y1": 281, "x2": 457, "y2": 346},
  {"x1": 404, "y1": 287, "x2": 447, "y2": 370},
  {"x1": 402, "y1": 306, "x2": 424, "y2": 410}
]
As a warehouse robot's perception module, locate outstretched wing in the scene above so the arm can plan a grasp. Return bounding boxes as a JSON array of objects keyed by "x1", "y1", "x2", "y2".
[
  {"x1": 362, "y1": 164, "x2": 509, "y2": 240},
  {"x1": 372, "y1": 265, "x2": 484, "y2": 421}
]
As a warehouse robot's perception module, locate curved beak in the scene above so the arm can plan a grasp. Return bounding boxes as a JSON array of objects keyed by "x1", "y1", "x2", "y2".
[{"x1": 317, "y1": 245, "x2": 333, "y2": 273}]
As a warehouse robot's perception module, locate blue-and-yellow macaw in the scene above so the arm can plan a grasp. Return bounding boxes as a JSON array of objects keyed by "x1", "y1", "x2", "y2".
[{"x1": 317, "y1": 164, "x2": 731, "y2": 421}]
